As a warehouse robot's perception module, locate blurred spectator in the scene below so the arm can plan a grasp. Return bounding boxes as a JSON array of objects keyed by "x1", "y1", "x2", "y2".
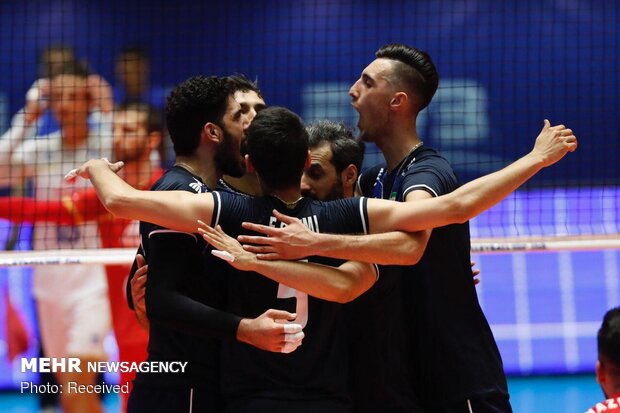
[
  {"x1": 113, "y1": 46, "x2": 170, "y2": 165},
  {"x1": 0, "y1": 60, "x2": 113, "y2": 413}
]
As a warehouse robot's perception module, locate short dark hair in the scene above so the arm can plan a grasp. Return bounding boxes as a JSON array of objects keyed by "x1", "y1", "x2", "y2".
[
  {"x1": 246, "y1": 107, "x2": 308, "y2": 190},
  {"x1": 376, "y1": 43, "x2": 439, "y2": 111},
  {"x1": 599, "y1": 307, "x2": 620, "y2": 366},
  {"x1": 53, "y1": 60, "x2": 91, "y2": 79},
  {"x1": 307, "y1": 121, "x2": 365, "y2": 173},
  {"x1": 227, "y1": 74, "x2": 263, "y2": 99},
  {"x1": 39, "y1": 44, "x2": 75, "y2": 78},
  {"x1": 116, "y1": 102, "x2": 163, "y2": 135},
  {"x1": 165, "y1": 76, "x2": 232, "y2": 156}
]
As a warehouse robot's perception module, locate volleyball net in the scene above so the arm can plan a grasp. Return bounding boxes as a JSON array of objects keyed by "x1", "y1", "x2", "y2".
[{"x1": 0, "y1": 0, "x2": 618, "y2": 385}]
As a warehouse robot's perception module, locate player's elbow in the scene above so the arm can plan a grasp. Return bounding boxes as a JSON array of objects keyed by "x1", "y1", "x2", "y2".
[
  {"x1": 333, "y1": 278, "x2": 375, "y2": 303},
  {"x1": 328, "y1": 281, "x2": 360, "y2": 303},
  {"x1": 333, "y1": 289, "x2": 356, "y2": 303},
  {"x1": 396, "y1": 249, "x2": 423, "y2": 265},
  {"x1": 449, "y1": 195, "x2": 473, "y2": 224},
  {"x1": 102, "y1": 192, "x2": 133, "y2": 218}
]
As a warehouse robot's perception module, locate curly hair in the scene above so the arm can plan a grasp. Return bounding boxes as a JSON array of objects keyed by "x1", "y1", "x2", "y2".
[{"x1": 165, "y1": 76, "x2": 232, "y2": 156}]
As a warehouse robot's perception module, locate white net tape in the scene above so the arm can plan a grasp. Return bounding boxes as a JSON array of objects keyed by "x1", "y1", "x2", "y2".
[{"x1": 0, "y1": 235, "x2": 618, "y2": 266}]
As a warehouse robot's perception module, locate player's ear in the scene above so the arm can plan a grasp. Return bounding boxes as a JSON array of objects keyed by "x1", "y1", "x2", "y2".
[
  {"x1": 304, "y1": 150, "x2": 312, "y2": 169},
  {"x1": 341, "y1": 164, "x2": 358, "y2": 186},
  {"x1": 245, "y1": 154, "x2": 256, "y2": 173},
  {"x1": 389, "y1": 92, "x2": 408, "y2": 110},
  {"x1": 203, "y1": 123, "x2": 220, "y2": 144}
]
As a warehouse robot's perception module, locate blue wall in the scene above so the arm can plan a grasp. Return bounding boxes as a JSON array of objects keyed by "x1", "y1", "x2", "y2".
[{"x1": 0, "y1": 0, "x2": 618, "y2": 184}]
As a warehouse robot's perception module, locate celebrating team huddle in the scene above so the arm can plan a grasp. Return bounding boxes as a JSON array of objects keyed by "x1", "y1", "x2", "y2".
[{"x1": 69, "y1": 44, "x2": 577, "y2": 413}]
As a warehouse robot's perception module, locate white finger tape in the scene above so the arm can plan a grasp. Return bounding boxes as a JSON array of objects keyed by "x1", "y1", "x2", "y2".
[
  {"x1": 283, "y1": 323, "x2": 302, "y2": 334},
  {"x1": 284, "y1": 331, "x2": 305, "y2": 343},
  {"x1": 64, "y1": 169, "x2": 78, "y2": 182},
  {"x1": 211, "y1": 250, "x2": 235, "y2": 262}
]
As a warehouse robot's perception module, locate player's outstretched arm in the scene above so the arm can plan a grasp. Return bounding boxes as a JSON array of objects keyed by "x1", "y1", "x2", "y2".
[
  {"x1": 240, "y1": 210, "x2": 429, "y2": 265},
  {"x1": 71, "y1": 158, "x2": 214, "y2": 232},
  {"x1": 369, "y1": 120, "x2": 577, "y2": 233},
  {"x1": 198, "y1": 221, "x2": 377, "y2": 303},
  {"x1": 239, "y1": 120, "x2": 575, "y2": 262}
]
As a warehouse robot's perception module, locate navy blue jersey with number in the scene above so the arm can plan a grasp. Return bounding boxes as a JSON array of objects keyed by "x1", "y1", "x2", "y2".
[
  {"x1": 359, "y1": 145, "x2": 509, "y2": 410},
  {"x1": 211, "y1": 191, "x2": 370, "y2": 404}
]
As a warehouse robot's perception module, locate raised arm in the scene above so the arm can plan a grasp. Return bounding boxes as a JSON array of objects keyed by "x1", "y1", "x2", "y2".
[
  {"x1": 369, "y1": 120, "x2": 577, "y2": 233},
  {"x1": 240, "y1": 120, "x2": 576, "y2": 261},
  {"x1": 74, "y1": 158, "x2": 214, "y2": 233},
  {"x1": 198, "y1": 221, "x2": 377, "y2": 303}
]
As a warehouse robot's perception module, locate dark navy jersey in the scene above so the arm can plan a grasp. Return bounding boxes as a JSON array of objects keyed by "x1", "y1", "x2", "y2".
[
  {"x1": 135, "y1": 165, "x2": 240, "y2": 387},
  {"x1": 359, "y1": 146, "x2": 508, "y2": 409},
  {"x1": 211, "y1": 191, "x2": 369, "y2": 403}
]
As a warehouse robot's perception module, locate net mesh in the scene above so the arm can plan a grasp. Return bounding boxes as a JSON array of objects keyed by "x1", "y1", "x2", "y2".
[{"x1": 0, "y1": 0, "x2": 618, "y2": 387}]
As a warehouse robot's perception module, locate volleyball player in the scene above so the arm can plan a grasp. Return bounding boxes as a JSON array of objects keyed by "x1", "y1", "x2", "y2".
[
  {"x1": 587, "y1": 307, "x2": 620, "y2": 412},
  {"x1": 300, "y1": 121, "x2": 364, "y2": 201},
  {"x1": 219, "y1": 74, "x2": 267, "y2": 196},
  {"x1": 238, "y1": 44, "x2": 522, "y2": 412},
  {"x1": 73, "y1": 104, "x2": 575, "y2": 411},
  {"x1": 118, "y1": 78, "x2": 302, "y2": 413}
]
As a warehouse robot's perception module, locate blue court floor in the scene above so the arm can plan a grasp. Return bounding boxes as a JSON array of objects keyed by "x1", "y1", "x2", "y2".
[{"x1": 0, "y1": 374, "x2": 603, "y2": 413}]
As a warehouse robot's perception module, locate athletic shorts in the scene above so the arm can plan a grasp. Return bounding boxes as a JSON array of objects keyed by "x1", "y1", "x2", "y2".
[{"x1": 37, "y1": 288, "x2": 111, "y2": 359}]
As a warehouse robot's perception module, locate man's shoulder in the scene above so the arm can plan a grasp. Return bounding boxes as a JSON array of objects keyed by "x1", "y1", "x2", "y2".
[
  {"x1": 411, "y1": 146, "x2": 453, "y2": 170},
  {"x1": 152, "y1": 168, "x2": 207, "y2": 193}
]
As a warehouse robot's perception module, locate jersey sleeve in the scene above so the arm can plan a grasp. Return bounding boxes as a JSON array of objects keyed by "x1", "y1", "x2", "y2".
[
  {"x1": 145, "y1": 230, "x2": 241, "y2": 341},
  {"x1": 325, "y1": 197, "x2": 369, "y2": 235},
  {"x1": 401, "y1": 157, "x2": 459, "y2": 198},
  {"x1": 211, "y1": 191, "x2": 249, "y2": 231}
]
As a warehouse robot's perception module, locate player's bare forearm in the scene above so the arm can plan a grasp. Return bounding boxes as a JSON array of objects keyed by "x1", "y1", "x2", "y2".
[
  {"x1": 306, "y1": 231, "x2": 428, "y2": 265},
  {"x1": 370, "y1": 120, "x2": 577, "y2": 233},
  {"x1": 199, "y1": 222, "x2": 376, "y2": 302},
  {"x1": 250, "y1": 259, "x2": 376, "y2": 303},
  {"x1": 79, "y1": 159, "x2": 213, "y2": 232}
]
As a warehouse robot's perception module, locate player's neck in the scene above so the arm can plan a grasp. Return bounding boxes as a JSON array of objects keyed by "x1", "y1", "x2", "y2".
[
  {"x1": 378, "y1": 123, "x2": 421, "y2": 171},
  {"x1": 61, "y1": 122, "x2": 89, "y2": 149},
  {"x1": 175, "y1": 155, "x2": 218, "y2": 189},
  {"x1": 222, "y1": 172, "x2": 262, "y2": 196},
  {"x1": 122, "y1": 157, "x2": 154, "y2": 189},
  {"x1": 262, "y1": 184, "x2": 302, "y2": 205}
]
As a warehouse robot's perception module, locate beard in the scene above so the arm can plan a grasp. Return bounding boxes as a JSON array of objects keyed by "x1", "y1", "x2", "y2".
[
  {"x1": 323, "y1": 178, "x2": 345, "y2": 201},
  {"x1": 215, "y1": 126, "x2": 246, "y2": 178},
  {"x1": 303, "y1": 176, "x2": 345, "y2": 202}
]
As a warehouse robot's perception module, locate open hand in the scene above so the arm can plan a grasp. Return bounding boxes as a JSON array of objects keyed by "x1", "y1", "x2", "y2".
[
  {"x1": 239, "y1": 210, "x2": 315, "y2": 260},
  {"x1": 197, "y1": 220, "x2": 257, "y2": 271}
]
